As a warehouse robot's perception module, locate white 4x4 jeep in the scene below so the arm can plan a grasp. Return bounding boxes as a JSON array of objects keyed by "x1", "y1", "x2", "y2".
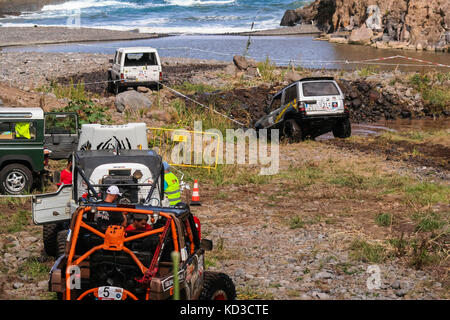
[
  {"x1": 255, "y1": 77, "x2": 351, "y2": 141},
  {"x1": 108, "y1": 47, "x2": 163, "y2": 94}
]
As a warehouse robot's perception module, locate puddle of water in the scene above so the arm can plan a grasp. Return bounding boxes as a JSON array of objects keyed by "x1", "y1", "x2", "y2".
[{"x1": 316, "y1": 118, "x2": 449, "y2": 141}]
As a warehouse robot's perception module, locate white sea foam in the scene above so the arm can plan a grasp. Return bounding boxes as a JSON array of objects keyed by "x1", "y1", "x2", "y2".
[
  {"x1": 163, "y1": 0, "x2": 236, "y2": 6},
  {"x1": 41, "y1": 0, "x2": 135, "y2": 12}
]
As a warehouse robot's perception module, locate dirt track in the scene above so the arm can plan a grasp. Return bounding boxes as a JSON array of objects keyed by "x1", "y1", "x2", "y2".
[{"x1": 0, "y1": 52, "x2": 448, "y2": 300}]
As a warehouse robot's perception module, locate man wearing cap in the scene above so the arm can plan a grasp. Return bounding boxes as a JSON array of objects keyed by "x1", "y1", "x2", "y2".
[
  {"x1": 96, "y1": 185, "x2": 127, "y2": 227},
  {"x1": 163, "y1": 162, "x2": 181, "y2": 206},
  {"x1": 105, "y1": 185, "x2": 122, "y2": 203}
]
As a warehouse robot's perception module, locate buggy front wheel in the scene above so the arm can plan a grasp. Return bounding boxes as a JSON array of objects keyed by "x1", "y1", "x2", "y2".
[{"x1": 200, "y1": 271, "x2": 236, "y2": 300}]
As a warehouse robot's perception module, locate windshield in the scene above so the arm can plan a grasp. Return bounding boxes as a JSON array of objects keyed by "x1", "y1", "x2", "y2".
[
  {"x1": 124, "y1": 52, "x2": 158, "y2": 67},
  {"x1": 302, "y1": 82, "x2": 340, "y2": 97}
]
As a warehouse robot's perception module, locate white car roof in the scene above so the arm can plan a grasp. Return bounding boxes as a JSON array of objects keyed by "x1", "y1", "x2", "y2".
[
  {"x1": 116, "y1": 47, "x2": 158, "y2": 53},
  {"x1": 0, "y1": 107, "x2": 44, "y2": 120}
]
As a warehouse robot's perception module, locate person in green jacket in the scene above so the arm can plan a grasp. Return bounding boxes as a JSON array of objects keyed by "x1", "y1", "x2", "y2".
[
  {"x1": 163, "y1": 162, "x2": 181, "y2": 206},
  {"x1": 15, "y1": 122, "x2": 31, "y2": 139}
]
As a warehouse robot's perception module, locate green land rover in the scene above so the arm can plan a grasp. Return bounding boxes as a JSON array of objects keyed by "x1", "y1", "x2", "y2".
[{"x1": 0, "y1": 108, "x2": 78, "y2": 195}]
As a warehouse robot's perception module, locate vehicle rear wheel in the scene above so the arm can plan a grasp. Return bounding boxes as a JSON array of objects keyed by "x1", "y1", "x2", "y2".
[
  {"x1": 43, "y1": 223, "x2": 63, "y2": 257},
  {"x1": 56, "y1": 229, "x2": 69, "y2": 257},
  {"x1": 199, "y1": 271, "x2": 236, "y2": 300},
  {"x1": 332, "y1": 118, "x2": 351, "y2": 138},
  {"x1": 107, "y1": 72, "x2": 114, "y2": 93},
  {"x1": 283, "y1": 119, "x2": 303, "y2": 143},
  {"x1": 0, "y1": 164, "x2": 33, "y2": 195}
]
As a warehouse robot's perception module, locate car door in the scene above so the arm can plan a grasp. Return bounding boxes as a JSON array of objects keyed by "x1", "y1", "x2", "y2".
[
  {"x1": 32, "y1": 184, "x2": 74, "y2": 225},
  {"x1": 44, "y1": 112, "x2": 79, "y2": 160},
  {"x1": 300, "y1": 81, "x2": 344, "y2": 116}
]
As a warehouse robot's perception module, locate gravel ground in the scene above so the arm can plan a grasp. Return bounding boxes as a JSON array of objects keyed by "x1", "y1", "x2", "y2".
[{"x1": 0, "y1": 26, "x2": 160, "y2": 47}]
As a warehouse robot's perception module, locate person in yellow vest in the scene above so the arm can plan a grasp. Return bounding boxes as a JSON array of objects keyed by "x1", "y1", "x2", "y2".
[
  {"x1": 15, "y1": 122, "x2": 31, "y2": 139},
  {"x1": 163, "y1": 162, "x2": 181, "y2": 206}
]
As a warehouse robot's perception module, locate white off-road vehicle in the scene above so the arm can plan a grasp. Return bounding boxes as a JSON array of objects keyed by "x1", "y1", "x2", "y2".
[
  {"x1": 255, "y1": 77, "x2": 351, "y2": 141},
  {"x1": 107, "y1": 47, "x2": 163, "y2": 94}
]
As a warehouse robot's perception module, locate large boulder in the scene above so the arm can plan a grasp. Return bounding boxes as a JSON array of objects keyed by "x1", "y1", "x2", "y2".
[
  {"x1": 280, "y1": 10, "x2": 300, "y2": 26},
  {"x1": 285, "y1": 0, "x2": 450, "y2": 48},
  {"x1": 114, "y1": 90, "x2": 152, "y2": 113},
  {"x1": 349, "y1": 26, "x2": 374, "y2": 45},
  {"x1": 233, "y1": 55, "x2": 257, "y2": 71}
]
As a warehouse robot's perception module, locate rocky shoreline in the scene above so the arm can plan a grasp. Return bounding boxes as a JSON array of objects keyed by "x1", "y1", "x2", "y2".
[
  {"x1": 0, "y1": 26, "x2": 161, "y2": 48},
  {"x1": 0, "y1": 51, "x2": 448, "y2": 128},
  {"x1": 281, "y1": 0, "x2": 450, "y2": 53},
  {"x1": 0, "y1": 0, "x2": 65, "y2": 17}
]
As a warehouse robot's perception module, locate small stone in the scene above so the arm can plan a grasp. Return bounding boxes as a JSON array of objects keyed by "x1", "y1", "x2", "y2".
[
  {"x1": 315, "y1": 271, "x2": 334, "y2": 280},
  {"x1": 13, "y1": 282, "x2": 24, "y2": 289}
]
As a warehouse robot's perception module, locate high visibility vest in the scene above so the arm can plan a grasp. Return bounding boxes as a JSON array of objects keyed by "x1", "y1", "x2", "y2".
[
  {"x1": 15, "y1": 122, "x2": 31, "y2": 139},
  {"x1": 164, "y1": 172, "x2": 181, "y2": 206}
]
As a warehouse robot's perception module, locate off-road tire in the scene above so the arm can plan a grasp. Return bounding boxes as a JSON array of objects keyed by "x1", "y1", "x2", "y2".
[
  {"x1": 199, "y1": 271, "x2": 236, "y2": 300},
  {"x1": 43, "y1": 223, "x2": 63, "y2": 257},
  {"x1": 107, "y1": 72, "x2": 114, "y2": 93},
  {"x1": 283, "y1": 119, "x2": 303, "y2": 143},
  {"x1": 0, "y1": 164, "x2": 33, "y2": 195},
  {"x1": 332, "y1": 118, "x2": 351, "y2": 138},
  {"x1": 56, "y1": 229, "x2": 69, "y2": 257}
]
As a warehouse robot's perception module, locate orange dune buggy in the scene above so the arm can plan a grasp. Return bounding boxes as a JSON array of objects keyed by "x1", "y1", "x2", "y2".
[{"x1": 49, "y1": 203, "x2": 236, "y2": 300}]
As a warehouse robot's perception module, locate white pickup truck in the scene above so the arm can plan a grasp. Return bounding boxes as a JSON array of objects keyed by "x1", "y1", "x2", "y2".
[{"x1": 107, "y1": 47, "x2": 163, "y2": 94}]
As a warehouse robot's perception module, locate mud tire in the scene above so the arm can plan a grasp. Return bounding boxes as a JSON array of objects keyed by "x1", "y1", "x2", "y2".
[
  {"x1": 332, "y1": 118, "x2": 351, "y2": 138},
  {"x1": 283, "y1": 119, "x2": 303, "y2": 143},
  {"x1": 43, "y1": 223, "x2": 63, "y2": 257},
  {"x1": 56, "y1": 229, "x2": 69, "y2": 257},
  {"x1": 200, "y1": 271, "x2": 236, "y2": 300}
]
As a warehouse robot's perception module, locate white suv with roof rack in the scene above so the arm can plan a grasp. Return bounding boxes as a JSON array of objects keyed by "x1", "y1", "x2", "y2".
[{"x1": 108, "y1": 47, "x2": 163, "y2": 94}]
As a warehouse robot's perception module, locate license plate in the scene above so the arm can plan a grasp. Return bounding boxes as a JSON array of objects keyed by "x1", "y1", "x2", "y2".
[{"x1": 98, "y1": 286, "x2": 124, "y2": 300}]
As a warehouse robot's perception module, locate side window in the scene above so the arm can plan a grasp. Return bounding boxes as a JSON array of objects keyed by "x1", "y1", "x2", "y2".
[
  {"x1": 45, "y1": 114, "x2": 77, "y2": 134},
  {"x1": 0, "y1": 121, "x2": 36, "y2": 140},
  {"x1": 268, "y1": 93, "x2": 282, "y2": 113},
  {"x1": 284, "y1": 84, "x2": 298, "y2": 105}
]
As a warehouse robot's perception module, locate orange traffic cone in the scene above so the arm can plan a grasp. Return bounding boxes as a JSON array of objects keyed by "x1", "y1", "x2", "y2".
[{"x1": 190, "y1": 179, "x2": 201, "y2": 206}]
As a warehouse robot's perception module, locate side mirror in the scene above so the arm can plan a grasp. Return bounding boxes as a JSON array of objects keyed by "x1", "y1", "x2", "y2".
[{"x1": 200, "y1": 239, "x2": 213, "y2": 251}]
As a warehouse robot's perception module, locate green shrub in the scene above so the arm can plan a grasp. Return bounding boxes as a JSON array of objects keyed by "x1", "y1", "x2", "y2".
[{"x1": 375, "y1": 213, "x2": 392, "y2": 227}]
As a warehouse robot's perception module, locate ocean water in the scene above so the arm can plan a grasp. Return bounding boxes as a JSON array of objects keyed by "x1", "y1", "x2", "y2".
[{"x1": 0, "y1": 0, "x2": 311, "y2": 34}]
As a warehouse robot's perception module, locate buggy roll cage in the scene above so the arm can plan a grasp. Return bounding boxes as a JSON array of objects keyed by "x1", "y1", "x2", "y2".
[
  {"x1": 63, "y1": 204, "x2": 196, "y2": 300},
  {"x1": 72, "y1": 152, "x2": 165, "y2": 205}
]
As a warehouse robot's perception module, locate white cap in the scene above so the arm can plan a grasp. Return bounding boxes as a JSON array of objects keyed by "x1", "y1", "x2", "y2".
[{"x1": 106, "y1": 185, "x2": 122, "y2": 196}]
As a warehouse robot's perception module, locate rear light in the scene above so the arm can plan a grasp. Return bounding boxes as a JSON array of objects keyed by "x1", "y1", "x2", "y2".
[
  {"x1": 159, "y1": 71, "x2": 163, "y2": 81},
  {"x1": 297, "y1": 101, "x2": 306, "y2": 114},
  {"x1": 193, "y1": 216, "x2": 201, "y2": 240},
  {"x1": 344, "y1": 104, "x2": 350, "y2": 114},
  {"x1": 120, "y1": 73, "x2": 124, "y2": 83}
]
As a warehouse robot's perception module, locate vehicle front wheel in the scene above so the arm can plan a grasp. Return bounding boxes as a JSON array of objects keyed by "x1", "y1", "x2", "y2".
[
  {"x1": 43, "y1": 223, "x2": 63, "y2": 257},
  {"x1": 199, "y1": 271, "x2": 236, "y2": 300},
  {"x1": 283, "y1": 119, "x2": 303, "y2": 143},
  {"x1": 332, "y1": 118, "x2": 351, "y2": 138},
  {"x1": 0, "y1": 164, "x2": 33, "y2": 195}
]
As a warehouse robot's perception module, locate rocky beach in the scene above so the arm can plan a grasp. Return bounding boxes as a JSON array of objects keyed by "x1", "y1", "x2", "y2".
[
  {"x1": 280, "y1": 0, "x2": 450, "y2": 52},
  {"x1": 0, "y1": 0, "x2": 448, "y2": 301}
]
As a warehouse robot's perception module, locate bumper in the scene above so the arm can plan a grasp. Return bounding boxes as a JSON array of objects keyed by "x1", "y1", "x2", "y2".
[{"x1": 117, "y1": 81, "x2": 159, "y2": 88}]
